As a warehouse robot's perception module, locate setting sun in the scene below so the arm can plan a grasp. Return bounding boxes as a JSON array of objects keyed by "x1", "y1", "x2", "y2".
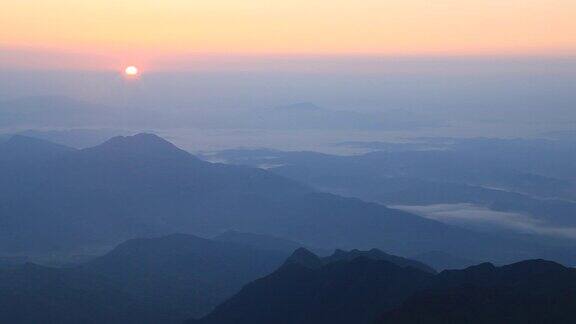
[{"x1": 124, "y1": 65, "x2": 139, "y2": 77}]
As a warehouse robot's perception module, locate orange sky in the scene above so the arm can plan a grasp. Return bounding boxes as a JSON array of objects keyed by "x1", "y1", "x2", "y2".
[{"x1": 1, "y1": 0, "x2": 575, "y2": 70}]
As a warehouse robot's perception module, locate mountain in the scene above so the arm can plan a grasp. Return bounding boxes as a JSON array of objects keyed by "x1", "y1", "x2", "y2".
[
  {"x1": 282, "y1": 247, "x2": 436, "y2": 274},
  {"x1": 378, "y1": 260, "x2": 576, "y2": 324},
  {"x1": 0, "y1": 233, "x2": 290, "y2": 323},
  {"x1": 0, "y1": 134, "x2": 74, "y2": 163},
  {"x1": 16, "y1": 129, "x2": 129, "y2": 149},
  {"x1": 190, "y1": 249, "x2": 434, "y2": 324},
  {"x1": 283, "y1": 247, "x2": 326, "y2": 269},
  {"x1": 192, "y1": 254, "x2": 576, "y2": 324},
  {"x1": 0, "y1": 263, "x2": 161, "y2": 324},
  {"x1": 0, "y1": 135, "x2": 75, "y2": 221},
  {"x1": 281, "y1": 247, "x2": 435, "y2": 273},
  {"x1": 0, "y1": 133, "x2": 572, "y2": 265},
  {"x1": 206, "y1": 141, "x2": 576, "y2": 233},
  {"x1": 0, "y1": 133, "x2": 309, "y2": 254},
  {"x1": 79, "y1": 234, "x2": 286, "y2": 321},
  {"x1": 210, "y1": 137, "x2": 576, "y2": 201},
  {"x1": 324, "y1": 249, "x2": 436, "y2": 273}
]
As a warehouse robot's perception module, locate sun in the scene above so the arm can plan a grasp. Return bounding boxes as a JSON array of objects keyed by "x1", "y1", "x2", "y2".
[{"x1": 124, "y1": 65, "x2": 139, "y2": 77}]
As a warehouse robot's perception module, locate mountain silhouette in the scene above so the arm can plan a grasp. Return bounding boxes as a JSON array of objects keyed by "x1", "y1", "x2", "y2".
[
  {"x1": 190, "y1": 249, "x2": 434, "y2": 324},
  {"x1": 378, "y1": 259, "x2": 576, "y2": 324},
  {"x1": 191, "y1": 252, "x2": 576, "y2": 324},
  {"x1": 0, "y1": 135, "x2": 74, "y2": 162},
  {"x1": 85, "y1": 133, "x2": 192, "y2": 158},
  {"x1": 324, "y1": 248, "x2": 436, "y2": 273},
  {"x1": 283, "y1": 247, "x2": 435, "y2": 273},
  {"x1": 283, "y1": 247, "x2": 325, "y2": 269},
  {"x1": 79, "y1": 233, "x2": 286, "y2": 320}
]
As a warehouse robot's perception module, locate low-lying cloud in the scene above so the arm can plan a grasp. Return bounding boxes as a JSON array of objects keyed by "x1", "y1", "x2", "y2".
[{"x1": 392, "y1": 203, "x2": 576, "y2": 240}]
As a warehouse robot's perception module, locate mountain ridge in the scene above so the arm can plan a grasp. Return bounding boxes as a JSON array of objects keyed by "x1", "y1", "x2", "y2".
[{"x1": 0, "y1": 133, "x2": 571, "y2": 266}]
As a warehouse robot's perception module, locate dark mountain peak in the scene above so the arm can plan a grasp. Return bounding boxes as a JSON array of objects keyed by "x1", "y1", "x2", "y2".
[
  {"x1": 361, "y1": 248, "x2": 389, "y2": 258},
  {"x1": 102, "y1": 133, "x2": 173, "y2": 148},
  {"x1": 462, "y1": 262, "x2": 497, "y2": 272},
  {"x1": 433, "y1": 260, "x2": 575, "y2": 291},
  {"x1": 438, "y1": 262, "x2": 496, "y2": 279},
  {"x1": 325, "y1": 248, "x2": 436, "y2": 274},
  {"x1": 378, "y1": 259, "x2": 576, "y2": 324},
  {"x1": 501, "y1": 259, "x2": 569, "y2": 276},
  {"x1": 332, "y1": 248, "x2": 348, "y2": 257},
  {"x1": 192, "y1": 247, "x2": 433, "y2": 324},
  {"x1": 85, "y1": 133, "x2": 195, "y2": 160},
  {"x1": 284, "y1": 248, "x2": 323, "y2": 269},
  {"x1": 281, "y1": 247, "x2": 436, "y2": 274}
]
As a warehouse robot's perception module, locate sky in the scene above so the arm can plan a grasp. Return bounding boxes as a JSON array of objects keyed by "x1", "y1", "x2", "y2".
[
  {"x1": 1, "y1": 0, "x2": 576, "y2": 71},
  {"x1": 1, "y1": 0, "x2": 575, "y2": 136}
]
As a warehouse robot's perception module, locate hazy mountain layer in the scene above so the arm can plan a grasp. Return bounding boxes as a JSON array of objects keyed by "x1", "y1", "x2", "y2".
[{"x1": 0, "y1": 134, "x2": 572, "y2": 266}]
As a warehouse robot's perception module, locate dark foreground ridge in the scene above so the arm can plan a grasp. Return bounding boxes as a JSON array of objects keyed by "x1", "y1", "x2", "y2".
[
  {"x1": 1, "y1": 235, "x2": 574, "y2": 323},
  {"x1": 190, "y1": 248, "x2": 434, "y2": 324},
  {"x1": 378, "y1": 259, "x2": 576, "y2": 324},
  {"x1": 192, "y1": 253, "x2": 576, "y2": 324}
]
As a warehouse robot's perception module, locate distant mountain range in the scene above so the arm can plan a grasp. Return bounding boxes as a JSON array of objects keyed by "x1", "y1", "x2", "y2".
[
  {"x1": 0, "y1": 96, "x2": 434, "y2": 130},
  {"x1": 15, "y1": 129, "x2": 133, "y2": 149},
  {"x1": 207, "y1": 138, "x2": 576, "y2": 239},
  {"x1": 1, "y1": 133, "x2": 572, "y2": 265}
]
